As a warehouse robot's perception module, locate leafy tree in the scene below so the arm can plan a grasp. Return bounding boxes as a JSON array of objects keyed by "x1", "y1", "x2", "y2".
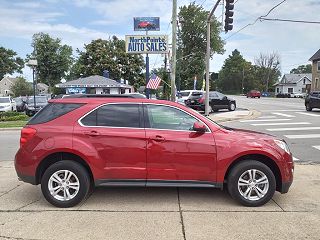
[
  {"x1": 28, "y1": 33, "x2": 73, "y2": 89},
  {"x1": 10, "y1": 77, "x2": 33, "y2": 97},
  {"x1": 290, "y1": 64, "x2": 312, "y2": 74},
  {"x1": 217, "y1": 50, "x2": 248, "y2": 94},
  {"x1": 177, "y1": 2, "x2": 225, "y2": 90},
  {"x1": 0, "y1": 47, "x2": 24, "y2": 79},
  {"x1": 254, "y1": 52, "x2": 281, "y2": 92},
  {"x1": 70, "y1": 36, "x2": 145, "y2": 90}
]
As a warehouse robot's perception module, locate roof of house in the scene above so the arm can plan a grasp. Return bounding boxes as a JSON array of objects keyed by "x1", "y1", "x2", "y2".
[
  {"x1": 55, "y1": 75, "x2": 132, "y2": 88},
  {"x1": 309, "y1": 49, "x2": 320, "y2": 61},
  {"x1": 274, "y1": 73, "x2": 312, "y2": 86},
  {"x1": 0, "y1": 76, "x2": 18, "y2": 85}
]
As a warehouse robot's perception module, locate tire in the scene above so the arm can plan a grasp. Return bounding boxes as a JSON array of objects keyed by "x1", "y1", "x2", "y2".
[
  {"x1": 227, "y1": 160, "x2": 276, "y2": 207},
  {"x1": 228, "y1": 102, "x2": 236, "y2": 111},
  {"x1": 208, "y1": 105, "x2": 212, "y2": 113},
  {"x1": 306, "y1": 103, "x2": 312, "y2": 111},
  {"x1": 41, "y1": 160, "x2": 91, "y2": 208}
]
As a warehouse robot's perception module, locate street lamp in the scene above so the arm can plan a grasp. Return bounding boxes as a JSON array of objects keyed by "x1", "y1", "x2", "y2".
[{"x1": 26, "y1": 59, "x2": 38, "y2": 110}]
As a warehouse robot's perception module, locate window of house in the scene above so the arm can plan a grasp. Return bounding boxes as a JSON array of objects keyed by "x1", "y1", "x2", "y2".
[
  {"x1": 316, "y1": 78, "x2": 319, "y2": 89},
  {"x1": 317, "y1": 61, "x2": 320, "y2": 72},
  {"x1": 276, "y1": 88, "x2": 279, "y2": 93},
  {"x1": 303, "y1": 78, "x2": 306, "y2": 85},
  {"x1": 288, "y1": 88, "x2": 293, "y2": 93}
]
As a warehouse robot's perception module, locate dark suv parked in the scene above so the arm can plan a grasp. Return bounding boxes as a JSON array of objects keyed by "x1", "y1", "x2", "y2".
[
  {"x1": 185, "y1": 91, "x2": 236, "y2": 112},
  {"x1": 305, "y1": 91, "x2": 320, "y2": 111}
]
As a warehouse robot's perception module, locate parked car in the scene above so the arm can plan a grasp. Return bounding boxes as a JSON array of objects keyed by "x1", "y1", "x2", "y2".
[
  {"x1": 247, "y1": 90, "x2": 261, "y2": 98},
  {"x1": 0, "y1": 96, "x2": 16, "y2": 112},
  {"x1": 289, "y1": 92, "x2": 304, "y2": 98},
  {"x1": 25, "y1": 96, "x2": 48, "y2": 116},
  {"x1": 15, "y1": 97, "x2": 294, "y2": 208},
  {"x1": 261, "y1": 92, "x2": 271, "y2": 97},
  {"x1": 185, "y1": 91, "x2": 236, "y2": 112},
  {"x1": 14, "y1": 97, "x2": 27, "y2": 112},
  {"x1": 176, "y1": 90, "x2": 203, "y2": 105},
  {"x1": 138, "y1": 21, "x2": 155, "y2": 30},
  {"x1": 276, "y1": 93, "x2": 290, "y2": 98},
  {"x1": 305, "y1": 91, "x2": 320, "y2": 111}
]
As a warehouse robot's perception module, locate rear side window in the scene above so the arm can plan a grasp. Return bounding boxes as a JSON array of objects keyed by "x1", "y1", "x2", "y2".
[
  {"x1": 81, "y1": 104, "x2": 141, "y2": 128},
  {"x1": 28, "y1": 103, "x2": 84, "y2": 125}
]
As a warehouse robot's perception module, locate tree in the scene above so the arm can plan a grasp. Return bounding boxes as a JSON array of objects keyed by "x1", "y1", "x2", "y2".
[
  {"x1": 28, "y1": 33, "x2": 73, "y2": 89},
  {"x1": 254, "y1": 52, "x2": 281, "y2": 92},
  {"x1": 10, "y1": 77, "x2": 33, "y2": 97},
  {"x1": 0, "y1": 47, "x2": 24, "y2": 79},
  {"x1": 70, "y1": 36, "x2": 145, "y2": 90},
  {"x1": 217, "y1": 49, "x2": 248, "y2": 94},
  {"x1": 177, "y1": 2, "x2": 225, "y2": 90},
  {"x1": 290, "y1": 64, "x2": 312, "y2": 74}
]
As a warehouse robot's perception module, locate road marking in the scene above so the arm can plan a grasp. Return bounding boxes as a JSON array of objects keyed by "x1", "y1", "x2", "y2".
[
  {"x1": 272, "y1": 112, "x2": 295, "y2": 117},
  {"x1": 241, "y1": 118, "x2": 291, "y2": 123},
  {"x1": 295, "y1": 112, "x2": 320, "y2": 117},
  {"x1": 284, "y1": 134, "x2": 320, "y2": 139},
  {"x1": 251, "y1": 122, "x2": 311, "y2": 126},
  {"x1": 258, "y1": 116, "x2": 277, "y2": 119},
  {"x1": 293, "y1": 156, "x2": 300, "y2": 162},
  {"x1": 312, "y1": 146, "x2": 320, "y2": 151},
  {"x1": 261, "y1": 110, "x2": 305, "y2": 112},
  {"x1": 266, "y1": 127, "x2": 320, "y2": 131}
]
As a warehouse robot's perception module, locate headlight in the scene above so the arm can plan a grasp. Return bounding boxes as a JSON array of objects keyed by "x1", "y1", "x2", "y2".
[{"x1": 274, "y1": 139, "x2": 290, "y2": 154}]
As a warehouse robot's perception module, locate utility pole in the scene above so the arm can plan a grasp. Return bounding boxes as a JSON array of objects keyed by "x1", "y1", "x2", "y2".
[
  {"x1": 171, "y1": 0, "x2": 177, "y2": 102},
  {"x1": 205, "y1": 0, "x2": 221, "y2": 116}
]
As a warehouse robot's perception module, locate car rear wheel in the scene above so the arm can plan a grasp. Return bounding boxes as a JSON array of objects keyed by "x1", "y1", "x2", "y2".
[
  {"x1": 228, "y1": 102, "x2": 236, "y2": 111},
  {"x1": 306, "y1": 103, "x2": 312, "y2": 111},
  {"x1": 41, "y1": 160, "x2": 90, "y2": 208},
  {"x1": 227, "y1": 160, "x2": 276, "y2": 207}
]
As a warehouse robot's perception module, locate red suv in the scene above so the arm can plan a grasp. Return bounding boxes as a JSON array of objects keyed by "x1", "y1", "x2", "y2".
[
  {"x1": 247, "y1": 90, "x2": 261, "y2": 98},
  {"x1": 15, "y1": 98, "x2": 293, "y2": 208}
]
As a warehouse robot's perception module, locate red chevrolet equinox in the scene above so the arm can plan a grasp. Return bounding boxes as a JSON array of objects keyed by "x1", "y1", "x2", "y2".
[{"x1": 15, "y1": 97, "x2": 294, "y2": 208}]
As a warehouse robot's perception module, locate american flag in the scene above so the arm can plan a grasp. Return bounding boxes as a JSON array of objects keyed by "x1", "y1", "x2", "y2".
[{"x1": 146, "y1": 74, "x2": 162, "y2": 89}]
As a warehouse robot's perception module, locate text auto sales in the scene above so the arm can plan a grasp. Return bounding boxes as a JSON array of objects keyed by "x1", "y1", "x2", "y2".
[{"x1": 127, "y1": 36, "x2": 167, "y2": 52}]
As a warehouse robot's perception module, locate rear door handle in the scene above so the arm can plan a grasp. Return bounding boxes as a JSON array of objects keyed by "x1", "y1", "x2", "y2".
[
  {"x1": 150, "y1": 135, "x2": 166, "y2": 142},
  {"x1": 84, "y1": 130, "x2": 100, "y2": 137}
]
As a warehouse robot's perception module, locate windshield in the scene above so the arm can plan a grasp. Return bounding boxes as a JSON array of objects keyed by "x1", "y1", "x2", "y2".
[
  {"x1": 28, "y1": 97, "x2": 48, "y2": 104},
  {"x1": 0, "y1": 97, "x2": 10, "y2": 103}
]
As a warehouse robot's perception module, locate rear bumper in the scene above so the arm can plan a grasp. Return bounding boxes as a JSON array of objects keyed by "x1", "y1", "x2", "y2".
[
  {"x1": 16, "y1": 171, "x2": 37, "y2": 185},
  {"x1": 185, "y1": 103, "x2": 204, "y2": 111}
]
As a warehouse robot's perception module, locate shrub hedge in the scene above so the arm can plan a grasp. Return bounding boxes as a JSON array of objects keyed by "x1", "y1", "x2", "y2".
[{"x1": 0, "y1": 112, "x2": 29, "y2": 121}]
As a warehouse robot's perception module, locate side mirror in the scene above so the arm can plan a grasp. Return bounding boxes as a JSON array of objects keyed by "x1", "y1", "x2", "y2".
[
  {"x1": 222, "y1": 96, "x2": 227, "y2": 100},
  {"x1": 193, "y1": 121, "x2": 207, "y2": 132}
]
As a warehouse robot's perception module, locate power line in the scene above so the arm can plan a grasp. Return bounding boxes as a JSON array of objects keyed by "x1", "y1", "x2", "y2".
[
  {"x1": 223, "y1": 0, "x2": 286, "y2": 41},
  {"x1": 259, "y1": 17, "x2": 320, "y2": 24}
]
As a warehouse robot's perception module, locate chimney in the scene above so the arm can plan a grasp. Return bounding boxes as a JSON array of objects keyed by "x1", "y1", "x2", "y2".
[{"x1": 103, "y1": 70, "x2": 109, "y2": 79}]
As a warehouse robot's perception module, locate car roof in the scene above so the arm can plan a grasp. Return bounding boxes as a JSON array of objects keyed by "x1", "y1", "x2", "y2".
[{"x1": 62, "y1": 93, "x2": 146, "y2": 99}]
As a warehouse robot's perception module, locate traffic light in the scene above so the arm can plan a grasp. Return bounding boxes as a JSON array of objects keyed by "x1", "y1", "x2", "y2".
[{"x1": 225, "y1": 0, "x2": 234, "y2": 32}]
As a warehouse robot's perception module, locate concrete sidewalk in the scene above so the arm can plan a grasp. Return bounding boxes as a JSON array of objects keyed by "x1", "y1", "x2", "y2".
[
  {"x1": 208, "y1": 109, "x2": 261, "y2": 123},
  {"x1": 0, "y1": 160, "x2": 319, "y2": 240}
]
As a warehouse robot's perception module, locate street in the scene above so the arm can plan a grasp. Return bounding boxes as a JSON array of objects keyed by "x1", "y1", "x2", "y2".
[{"x1": 221, "y1": 96, "x2": 320, "y2": 164}]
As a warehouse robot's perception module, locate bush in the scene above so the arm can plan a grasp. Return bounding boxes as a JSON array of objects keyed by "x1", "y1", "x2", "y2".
[{"x1": 0, "y1": 112, "x2": 29, "y2": 121}]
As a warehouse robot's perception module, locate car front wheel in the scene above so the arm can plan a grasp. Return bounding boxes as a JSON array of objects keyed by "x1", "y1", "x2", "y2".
[
  {"x1": 227, "y1": 160, "x2": 276, "y2": 207},
  {"x1": 228, "y1": 102, "x2": 236, "y2": 111},
  {"x1": 41, "y1": 160, "x2": 91, "y2": 208},
  {"x1": 306, "y1": 103, "x2": 312, "y2": 111}
]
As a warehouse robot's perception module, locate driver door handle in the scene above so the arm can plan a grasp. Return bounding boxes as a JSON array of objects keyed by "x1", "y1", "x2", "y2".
[
  {"x1": 150, "y1": 135, "x2": 166, "y2": 142},
  {"x1": 83, "y1": 130, "x2": 100, "y2": 137}
]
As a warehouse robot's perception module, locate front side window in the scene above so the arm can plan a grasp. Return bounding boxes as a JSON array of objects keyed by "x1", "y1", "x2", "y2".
[
  {"x1": 81, "y1": 104, "x2": 141, "y2": 128},
  {"x1": 145, "y1": 104, "x2": 200, "y2": 131}
]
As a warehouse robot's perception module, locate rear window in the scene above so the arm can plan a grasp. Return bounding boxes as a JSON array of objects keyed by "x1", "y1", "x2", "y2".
[
  {"x1": 191, "y1": 92, "x2": 203, "y2": 96},
  {"x1": 27, "y1": 103, "x2": 84, "y2": 125}
]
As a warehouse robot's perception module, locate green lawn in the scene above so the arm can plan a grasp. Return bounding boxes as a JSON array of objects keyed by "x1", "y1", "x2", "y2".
[{"x1": 0, "y1": 121, "x2": 27, "y2": 128}]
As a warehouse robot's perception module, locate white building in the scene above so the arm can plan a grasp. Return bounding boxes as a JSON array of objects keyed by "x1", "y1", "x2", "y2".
[
  {"x1": 274, "y1": 74, "x2": 312, "y2": 94},
  {"x1": 55, "y1": 75, "x2": 134, "y2": 95}
]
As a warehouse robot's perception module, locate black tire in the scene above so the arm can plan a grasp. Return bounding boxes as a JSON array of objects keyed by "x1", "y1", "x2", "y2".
[
  {"x1": 41, "y1": 160, "x2": 91, "y2": 208},
  {"x1": 228, "y1": 102, "x2": 236, "y2": 111},
  {"x1": 227, "y1": 160, "x2": 276, "y2": 207},
  {"x1": 306, "y1": 103, "x2": 312, "y2": 111}
]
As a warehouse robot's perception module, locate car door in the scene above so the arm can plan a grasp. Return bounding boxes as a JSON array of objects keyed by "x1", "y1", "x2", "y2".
[
  {"x1": 75, "y1": 103, "x2": 147, "y2": 181},
  {"x1": 144, "y1": 104, "x2": 217, "y2": 183},
  {"x1": 209, "y1": 92, "x2": 220, "y2": 110}
]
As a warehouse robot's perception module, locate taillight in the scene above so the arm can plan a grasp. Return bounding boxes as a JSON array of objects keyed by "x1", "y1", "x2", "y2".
[
  {"x1": 20, "y1": 127, "x2": 37, "y2": 147},
  {"x1": 199, "y1": 97, "x2": 205, "y2": 104}
]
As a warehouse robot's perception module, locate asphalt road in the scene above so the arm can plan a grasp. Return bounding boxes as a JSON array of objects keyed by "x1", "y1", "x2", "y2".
[{"x1": 222, "y1": 95, "x2": 320, "y2": 164}]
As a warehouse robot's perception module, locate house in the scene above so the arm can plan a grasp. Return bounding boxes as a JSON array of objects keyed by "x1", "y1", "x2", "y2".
[
  {"x1": 37, "y1": 83, "x2": 49, "y2": 94},
  {"x1": 55, "y1": 75, "x2": 134, "y2": 94},
  {"x1": 274, "y1": 73, "x2": 312, "y2": 94},
  {"x1": 309, "y1": 49, "x2": 320, "y2": 91},
  {"x1": 0, "y1": 76, "x2": 18, "y2": 96}
]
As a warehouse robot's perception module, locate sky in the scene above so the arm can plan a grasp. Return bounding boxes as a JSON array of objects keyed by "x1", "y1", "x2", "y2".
[{"x1": 0, "y1": 0, "x2": 319, "y2": 83}]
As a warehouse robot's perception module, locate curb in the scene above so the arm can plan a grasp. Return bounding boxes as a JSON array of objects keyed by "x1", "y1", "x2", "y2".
[
  {"x1": 0, "y1": 127, "x2": 22, "y2": 131},
  {"x1": 209, "y1": 110, "x2": 261, "y2": 123}
]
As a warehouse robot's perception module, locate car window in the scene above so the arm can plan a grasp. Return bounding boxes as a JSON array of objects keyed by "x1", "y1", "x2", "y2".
[
  {"x1": 209, "y1": 92, "x2": 218, "y2": 98},
  {"x1": 81, "y1": 104, "x2": 141, "y2": 128},
  {"x1": 0, "y1": 97, "x2": 10, "y2": 103},
  {"x1": 180, "y1": 91, "x2": 190, "y2": 97},
  {"x1": 145, "y1": 104, "x2": 199, "y2": 131},
  {"x1": 28, "y1": 103, "x2": 84, "y2": 125}
]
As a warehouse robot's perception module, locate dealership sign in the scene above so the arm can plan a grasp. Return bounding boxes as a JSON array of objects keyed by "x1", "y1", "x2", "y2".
[
  {"x1": 134, "y1": 17, "x2": 160, "y2": 31},
  {"x1": 125, "y1": 35, "x2": 168, "y2": 54}
]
